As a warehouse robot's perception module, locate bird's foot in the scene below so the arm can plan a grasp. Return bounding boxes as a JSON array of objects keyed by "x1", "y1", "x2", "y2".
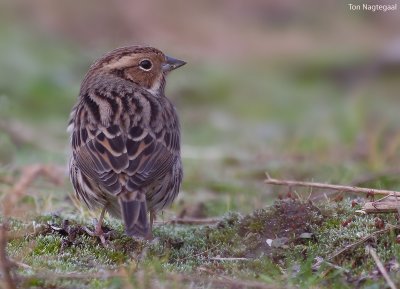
[
  {"x1": 83, "y1": 218, "x2": 112, "y2": 246},
  {"x1": 145, "y1": 231, "x2": 154, "y2": 241}
]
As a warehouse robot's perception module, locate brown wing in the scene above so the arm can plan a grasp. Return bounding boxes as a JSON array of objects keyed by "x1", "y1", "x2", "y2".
[{"x1": 71, "y1": 89, "x2": 180, "y2": 196}]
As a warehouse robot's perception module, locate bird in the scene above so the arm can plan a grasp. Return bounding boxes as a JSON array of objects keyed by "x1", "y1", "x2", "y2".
[{"x1": 68, "y1": 46, "x2": 185, "y2": 241}]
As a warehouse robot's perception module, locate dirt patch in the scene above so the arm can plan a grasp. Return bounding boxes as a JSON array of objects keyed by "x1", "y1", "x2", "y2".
[{"x1": 238, "y1": 199, "x2": 324, "y2": 258}]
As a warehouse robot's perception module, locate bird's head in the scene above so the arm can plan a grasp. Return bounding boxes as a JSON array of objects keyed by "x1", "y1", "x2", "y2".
[{"x1": 86, "y1": 46, "x2": 186, "y2": 96}]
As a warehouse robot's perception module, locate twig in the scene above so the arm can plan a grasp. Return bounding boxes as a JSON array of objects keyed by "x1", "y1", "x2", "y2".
[
  {"x1": 4, "y1": 164, "x2": 64, "y2": 216},
  {"x1": 328, "y1": 225, "x2": 400, "y2": 261},
  {"x1": 265, "y1": 173, "x2": 400, "y2": 197},
  {"x1": 395, "y1": 190, "x2": 400, "y2": 219},
  {"x1": 9, "y1": 258, "x2": 32, "y2": 270},
  {"x1": 0, "y1": 164, "x2": 64, "y2": 288},
  {"x1": 12, "y1": 164, "x2": 64, "y2": 195},
  {"x1": 312, "y1": 257, "x2": 350, "y2": 273},
  {"x1": 162, "y1": 217, "x2": 221, "y2": 225},
  {"x1": 366, "y1": 245, "x2": 397, "y2": 289},
  {"x1": 363, "y1": 201, "x2": 400, "y2": 213},
  {"x1": 374, "y1": 195, "x2": 394, "y2": 203},
  {"x1": 209, "y1": 257, "x2": 251, "y2": 261},
  {"x1": 0, "y1": 223, "x2": 16, "y2": 289},
  {"x1": 178, "y1": 243, "x2": 221, "y2": 262}
]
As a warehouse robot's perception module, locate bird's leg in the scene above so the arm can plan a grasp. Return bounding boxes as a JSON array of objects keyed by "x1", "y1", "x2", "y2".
[
  {"x1": 83, "y1": 205, "x2": 109, "y2": 246},
  {"x1": 95, "y1": 206, "x2": 107, "y2": 244},
  {"x1": 147, "y1": 210, "x2": 156, "y2": 240}
]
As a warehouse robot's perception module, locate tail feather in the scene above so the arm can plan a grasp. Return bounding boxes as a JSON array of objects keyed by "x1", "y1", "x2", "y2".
[{"x1": 119, "y1": 192, "x2": 149, "y2": 238}]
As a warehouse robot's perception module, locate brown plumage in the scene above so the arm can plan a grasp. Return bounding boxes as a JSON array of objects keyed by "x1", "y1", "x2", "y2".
[{"x1": 68, "y1": 46, "x2": 185, "y2": 239}]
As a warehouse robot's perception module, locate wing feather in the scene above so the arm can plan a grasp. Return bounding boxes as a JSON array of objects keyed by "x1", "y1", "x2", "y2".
[{"x1": 71, "y1": 88, "x2": 180, "y2": 198}]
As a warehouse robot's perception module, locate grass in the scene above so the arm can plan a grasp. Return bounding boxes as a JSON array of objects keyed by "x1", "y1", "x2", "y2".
[{"x1": 3, "y1": 198, "x2": 400, "y2": 288}]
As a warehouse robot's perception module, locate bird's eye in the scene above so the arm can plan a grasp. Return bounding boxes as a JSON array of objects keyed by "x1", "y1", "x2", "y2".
[{"x1": 139, "y1": 59, "x2": 153, "y2": 71}]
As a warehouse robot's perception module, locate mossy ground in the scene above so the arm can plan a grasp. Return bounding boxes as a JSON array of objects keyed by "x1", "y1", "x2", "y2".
[{"x1": 3, "y1": 197, "x2": 400, "y2": 288}]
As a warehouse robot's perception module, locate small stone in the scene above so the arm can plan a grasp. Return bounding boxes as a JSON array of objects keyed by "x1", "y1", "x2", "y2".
[
  {"x1": 271, "y1": 237, "x2": 289, "y2": 248},
  {"x1": 299, "y1": 232, "x2": 313, "y2": 239}
]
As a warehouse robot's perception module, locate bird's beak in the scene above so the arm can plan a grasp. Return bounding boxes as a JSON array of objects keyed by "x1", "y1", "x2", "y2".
[{"x1": 162, "y1": 56, "x2": 186, "y2": 72}]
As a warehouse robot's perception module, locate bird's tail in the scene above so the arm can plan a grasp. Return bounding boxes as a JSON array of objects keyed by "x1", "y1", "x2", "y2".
[{"x1": 119, "y1": 191, "x2": 149, "y2": 238}]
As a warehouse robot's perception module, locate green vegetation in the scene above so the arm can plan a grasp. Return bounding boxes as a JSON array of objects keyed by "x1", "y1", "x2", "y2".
[{"x1": 4, "y1": 199, "x2": 400, "y2": 288}]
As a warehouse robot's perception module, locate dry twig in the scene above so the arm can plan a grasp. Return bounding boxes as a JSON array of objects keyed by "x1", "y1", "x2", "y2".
[
  {"x1": 366, "y1": 245, "x2": 397, "y2": 289},
  {"x1": 4, "y1": 164, "x2": 64, "y2": 216},
  {"x1": 0, "y1": 164, "x2": 64, "y2": 288},
  {"x1": 328, "y1": 225, "x2": 400, "y2": 261},
  {"x1": 12, "y1": 164, "x2": 64, "y2": 195},
  {"x1": 8, "y1": 258, "x2": 32, "y2": 270},
  {"x1": 312, "y1": 256, "x2": 350, "y2": 273},
  {"x1": 164, "y1": 217, "x2": 221, "y2": 225},
  {"x1": 363, "y1": 199, "x2": 400, "y2": 213},
  {"x1": 265, "y1": 173, "x2": 400, "y2": 197},
  {"x1": 0, "y1": 224, "x2": 16, "y2": 289},
  {"x1": 395, "y1": 191, "x2": 400, "y2": 219},
  {"x1": 178, "y1": 243, "x2": 221, "y2": 263},
  {"x1": 209, "y1": 257, "x2": 251, "y2": 261}
]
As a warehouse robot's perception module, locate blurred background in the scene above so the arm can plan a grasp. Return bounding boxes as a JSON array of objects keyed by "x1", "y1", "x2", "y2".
[{"x1": 0, "y1": 0, "x2": 400, "y2": 218}]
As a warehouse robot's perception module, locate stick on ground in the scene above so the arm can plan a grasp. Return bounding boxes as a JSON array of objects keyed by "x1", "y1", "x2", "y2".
[
  {"x1": 163, "y1": 217, "x2": 221, "y2": 225},
  {"x1": 363, "y1": 200, "x2": 400, "y2": 213},
  {"x1": 0, "y1": 224, "x2": 16, "y2": 289},
  {"x1": 366, "y1": 245, "x2": 397, "y2": 289},
  {"x1": 265, "y1": 173, "x2": 400, "y2": 197},
  {"x1": 328, "y1": 225, "x2": 399, "y2": 261}
]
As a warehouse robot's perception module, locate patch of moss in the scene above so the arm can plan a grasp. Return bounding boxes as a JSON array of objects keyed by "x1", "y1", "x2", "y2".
[
  {"x1": 33, "y1": 214, "x2": 56, "y2": 223},
  {"x1": 284, "y1": 199, "x2": 400, "y2": 287},
  {"x1": 5, "y1": 198, "x2": 400, "y2": 288},
  {"x1": 32, "y1": 235, "x2": 62, "y2": 255},
  {"x1": 20, "y1": 277, "x2": 45, "y2": 288}
]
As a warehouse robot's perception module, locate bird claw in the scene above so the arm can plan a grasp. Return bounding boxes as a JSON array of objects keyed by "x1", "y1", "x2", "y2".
[
  {"x1": 83, "y1": 219, "x2": 111, "y2": 246},
  {"x1": 146, "y1": 231, "x2": 154, "y2": 241},
  {"x1": 83, "y1": 226, "x2": 112, "y2": 246},
  {"x1": 147, "y1": 236, "x2": 160, "y2": 245}
]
